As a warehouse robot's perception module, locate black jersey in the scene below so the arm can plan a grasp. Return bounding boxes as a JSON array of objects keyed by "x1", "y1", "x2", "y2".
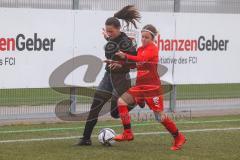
[{"x1": 104, "y1": 32, "x2": 137, "y2": 73}]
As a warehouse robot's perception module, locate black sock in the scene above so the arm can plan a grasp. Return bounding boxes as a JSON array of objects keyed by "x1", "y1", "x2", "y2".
[
  {"x1": 82, "y1": 90, "x2": 111, "y2": 140},
  {"x1": 83, "y1": 119, "x2": 97, "y2": 140},
  {"x1": 123, "y1": 124, "x2": 131, "y2": 130},
  {"x1": 172, "y1": 130, "x2": 179, "y2": 138}
]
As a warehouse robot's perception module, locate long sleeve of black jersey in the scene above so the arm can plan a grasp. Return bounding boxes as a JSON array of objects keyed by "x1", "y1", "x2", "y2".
[{"x1": 121, "y1": 37, "x2": 137, "y2": 69}]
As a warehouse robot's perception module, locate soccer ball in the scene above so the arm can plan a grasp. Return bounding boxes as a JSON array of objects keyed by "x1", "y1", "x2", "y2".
[{"x1": 98, "y1": 128, "x2": 116, "y2": 146}]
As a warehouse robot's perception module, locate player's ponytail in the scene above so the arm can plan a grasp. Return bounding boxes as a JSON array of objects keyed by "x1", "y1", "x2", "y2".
[
  {"x1": 114, "y1": 5, "x2": 141, "y2": 29},
  {"x1": 105, "y1": 5, "x2": 141, "y2": 29}
]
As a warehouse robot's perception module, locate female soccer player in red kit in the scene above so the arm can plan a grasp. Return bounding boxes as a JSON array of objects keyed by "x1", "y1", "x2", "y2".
[{"x1": 113, "y1": 24, "x2": 186, "y2": 151}]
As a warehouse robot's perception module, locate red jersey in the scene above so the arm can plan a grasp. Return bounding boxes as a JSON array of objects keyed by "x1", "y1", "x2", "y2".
[{"x1": 126, "y1": 42, "x2": 160, "y2": 85}]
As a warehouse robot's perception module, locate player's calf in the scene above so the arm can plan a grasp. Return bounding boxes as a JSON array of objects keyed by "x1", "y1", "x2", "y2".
[
  {"x1": 154, "y1": 111, "x2": 187, "y2": 150},
  {"x1": 114, "y1": 98, "x2": 135, "y2": 142}
]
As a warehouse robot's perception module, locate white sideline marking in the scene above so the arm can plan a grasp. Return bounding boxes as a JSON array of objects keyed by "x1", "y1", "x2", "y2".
[
  {"x1": 0, "y1": 127, "x2": 240, "y2": 143},
  {"x1": 1, "y1": 119, "x2": 240, "y2": 134}
]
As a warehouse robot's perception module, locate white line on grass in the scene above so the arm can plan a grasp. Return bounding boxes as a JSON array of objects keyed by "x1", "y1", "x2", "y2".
[
  {"x1": 0, "y1": 119, "x2": 240, "y2": 134},
  {"x1": 0, "y1": 127, "x2": 240, "y2": 143}
]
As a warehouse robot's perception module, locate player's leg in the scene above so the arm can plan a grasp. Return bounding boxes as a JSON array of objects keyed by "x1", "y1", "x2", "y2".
[
  {"x1": 110, "y1": 95, "x2": 119, "y2": 118},
  {"x1": 155, "y1": 111, "x2": 186, "y2": 150},
  {"x1": 145, "y1": 96, "x2": 186, "y2": 150},
  {"x1": 110, "y1": 94, "x2": 136, "y2": 119},
  {"x1": 110, "y1": 72, "x2": 132, "y2": 119},
  {"x1": 110, "y1": 92, "x2": 135, "y2": 119},
  {"x1": 78, "y1": 72, "x2": 113, "y2": 145},
  {"x1": 114, "y1": 92, "x2": 136, "y2": 141}
]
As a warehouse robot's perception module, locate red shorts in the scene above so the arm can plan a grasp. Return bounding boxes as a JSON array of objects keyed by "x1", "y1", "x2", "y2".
[{"x1": 127, "y1": 85, "x2": 164, "y2": 112}]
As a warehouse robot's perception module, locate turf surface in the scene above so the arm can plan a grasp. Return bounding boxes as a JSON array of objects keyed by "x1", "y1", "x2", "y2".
[{"x1": 0, "y1": 115, "x2": 239, "y2": 160}]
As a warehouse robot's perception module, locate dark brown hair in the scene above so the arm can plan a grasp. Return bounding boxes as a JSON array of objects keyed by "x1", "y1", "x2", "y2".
[
  {"x1": 105, "y1": 5, "x2": 141, "y2": 29},
  {"x1": 142, "y1": 24, "x2": 158, "y2": 39}
]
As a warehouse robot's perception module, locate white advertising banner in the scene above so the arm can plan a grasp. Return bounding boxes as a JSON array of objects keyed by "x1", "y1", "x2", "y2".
[
  {"x1": 0, "y1": 8, "x2": 75, "y2": 89},
  {"x1": 0, "y1": 8, "x2": 240, "y2": 89},
  {"x1": 173, "y1": 13, "x2": 240, "y2": 84}
]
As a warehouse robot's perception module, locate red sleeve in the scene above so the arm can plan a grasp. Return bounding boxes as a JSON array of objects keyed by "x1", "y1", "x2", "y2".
[{"x1": 126, "y1": 47, "x2": 157, "y2": 62}]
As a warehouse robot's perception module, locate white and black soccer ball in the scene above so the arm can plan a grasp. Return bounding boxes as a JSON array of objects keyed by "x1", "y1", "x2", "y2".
[{"x1": 98, "y1": 128, "x2": 116, "y2": 146}]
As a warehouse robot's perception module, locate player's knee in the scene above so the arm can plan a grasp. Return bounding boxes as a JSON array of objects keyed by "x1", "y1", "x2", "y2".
[{"x1": 117, "y1": 98, "x2": 128, "y2": 106}]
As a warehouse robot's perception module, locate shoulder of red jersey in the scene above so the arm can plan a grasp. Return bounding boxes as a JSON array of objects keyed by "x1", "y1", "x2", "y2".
[
  {"x1": 149, "y1": 42, "x2": 158, "y2": 50},
  {"x1": 138, "y1": 42, "x2": 158, "y2": 51},
  {"x1": 145, "y1": 42, "x2": 158, "y2": 54}
]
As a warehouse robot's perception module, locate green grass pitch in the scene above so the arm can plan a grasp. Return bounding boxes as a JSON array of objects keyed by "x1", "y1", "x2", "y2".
[{"x1": 0, "y1": 115, "x2": 240, "y2": 160}]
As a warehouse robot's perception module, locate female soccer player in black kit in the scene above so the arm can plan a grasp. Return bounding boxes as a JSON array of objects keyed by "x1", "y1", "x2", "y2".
[{"x1": 77, "y1": 5, "x2": 141, "y2": 145}]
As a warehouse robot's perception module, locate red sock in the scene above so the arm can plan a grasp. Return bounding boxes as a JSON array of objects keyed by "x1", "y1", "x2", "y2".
[
  {"x1": 161, "y1": 117, "x2": 179, "y2": 137},
  {"x1": 118, "y1": 104, "x2": 131, "y2": 130}
]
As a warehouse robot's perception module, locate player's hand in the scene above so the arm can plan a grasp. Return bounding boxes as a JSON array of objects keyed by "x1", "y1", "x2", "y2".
[
  {"x1": 102, "y1": 28, "x2": 109, "y2": 40},
  {"x1": 103, "y1": 59, "x2": 119, "y2": 64},
  {"x1": 109, "y1": 63, "x2": 123, "y2": 70},
  {"x1": 115, "y1": 51, "x2": 126, "y2": 59},
  {"x1": 103, "y1": 60, "x2": 123, "y2": 70}
]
